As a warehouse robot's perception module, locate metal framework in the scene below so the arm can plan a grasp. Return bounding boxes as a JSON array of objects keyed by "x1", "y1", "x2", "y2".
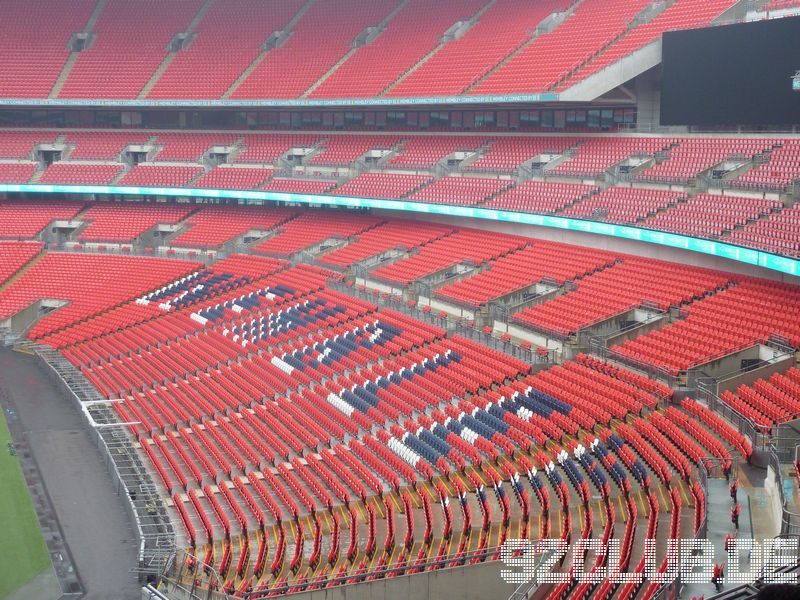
[{"x1": 23, "y1": 340, "x2": 178, "y2": 580}]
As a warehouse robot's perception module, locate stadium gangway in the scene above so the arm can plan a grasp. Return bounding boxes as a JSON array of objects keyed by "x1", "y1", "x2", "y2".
[{"x1": 20, "y1": 339, "x2": 178, "y2": 579}]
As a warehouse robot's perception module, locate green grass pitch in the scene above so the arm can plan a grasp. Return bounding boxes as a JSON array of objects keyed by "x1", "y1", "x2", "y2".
[{"x1": 0, "y1": 408, "x2": 51, "y2": 598}]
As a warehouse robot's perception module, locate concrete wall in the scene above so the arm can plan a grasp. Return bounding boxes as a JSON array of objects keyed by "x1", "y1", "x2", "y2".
[
  {"x1": 163, "y1": 560, "x2": 518, "y2": 600},
  {"x1": 715, "y1": 352, "x2": 794, "y2": 395}
]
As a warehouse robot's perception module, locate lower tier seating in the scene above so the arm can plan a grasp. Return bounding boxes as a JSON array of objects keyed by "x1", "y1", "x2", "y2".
[
  {"x1": 613, "y1": 279, "x2": 800, "y2": 375},
  {"x1": 434, "y1": 243, "x2": 616, "y2": 308},
  {"x1": 0, "y1": 199, "x2": 85, "y2": 239},
  {"x1": 39, "y1": 163, "x2": 123, "y2": 185},
  {"x1": 0, "y1": 253, "x2": 201, "y2": 340},
  {"x1": 370, "y1": 230, "x2": 529, "y2": 286},
  {"x1": 77, "y1": 203, "x2": 196, "y2": 243},
  {"x1": 0, "y1": 241, "x2": 44, "y2": 285},
  {"x1": 168, "y1": 206, "x2": 296, "y2": 249},
  {"x1": 512, "y1": 259, "x2": 730, "y2": 338},
  {"x1": 0, "y1": 212, "x2": 783, "y2": 597},
  {"x1": 317, "y1": 220, "x2": 454, "y2": 269}
]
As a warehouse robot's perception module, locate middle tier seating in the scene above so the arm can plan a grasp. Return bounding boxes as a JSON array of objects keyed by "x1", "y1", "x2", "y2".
[
  {"x1": 405, "y1": 175, "x2": 513, "y2": 206},
  {"x1": 317, "y1": 220, "x2": 455, "y2": 268},
  {"x1": 169, "y1": 206, "x2": 296, "y2": 249},
  {"x1": 329, "y1": 173, "x2": 433, "y2": 199},
  {"x1": 117, "y1": 165, "x2": 205, "y2": 188},
  {"x1": 0, "y1": 199, "x2": 85, "y2": 239},
  {"x1": 560, "y1": 186, "x2": 687, "y2": 224},
  {"x1": 253, "y1": 212, "x2": 385, "y2": 257}
]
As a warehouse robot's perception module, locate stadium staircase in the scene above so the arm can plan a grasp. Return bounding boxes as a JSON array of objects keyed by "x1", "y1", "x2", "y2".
[
  {"x1": 221, "y1": 0, "x2": 317, "y2": 100},
  {"x1": 463, "y1": 0, "x2": 584, "y2": 95},
  {"x1": 137, "y1": 0, "x2": 217, "y2": 99},
  {"x1": 301, "y1": 0, "x2": 411, "y2": 98},
  {"x1": 379, "y1": 0, "x2": 496, "y2": 96},
  {"x1": 48, "y1": 0, "x2": 109, "y2": 99}
]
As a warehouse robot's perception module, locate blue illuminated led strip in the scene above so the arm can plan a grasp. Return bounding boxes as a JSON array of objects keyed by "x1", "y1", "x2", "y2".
[
  {"x1": 1, "y1": 183, "x2": 797, "y2": 277},
  {"x1": 0, "y1": 93, "x2": 558, "y2": 108}
]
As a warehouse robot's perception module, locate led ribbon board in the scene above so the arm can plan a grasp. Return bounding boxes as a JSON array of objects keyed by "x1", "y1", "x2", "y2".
[{"x1": 1, "y1": 183, "x2": 796, "y2": 277}]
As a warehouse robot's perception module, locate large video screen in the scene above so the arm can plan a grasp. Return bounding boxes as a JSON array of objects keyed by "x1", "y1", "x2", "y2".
[{"x1": 660, "y1": 16, "x2": 800, "y2": 126}]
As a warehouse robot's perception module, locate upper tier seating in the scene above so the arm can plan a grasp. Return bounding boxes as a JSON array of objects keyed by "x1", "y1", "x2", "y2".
[
  {"x1": 253, "y1": 212, "x2": 384, "y2": 257},
  {"x1": 0, "y1": 200, "x2": 85, "y2": 239},
  {"x1": 230, "y1": 0, "x2": 399, "y2": 99},
  {"x1": 562, "y1": 0, "x2": 740, "y2": 89},
  {"x1": 1, "y1": 130, "x2": 799, "y2": 260},
  {"x1": 731, "y1": 141, "x2": 800, "y2": 191},
  {"x1": 726, "y1": 205, "x2": 800, "y2": 258},
  {"x1": 613, "y1": 279, "x2": 800, "y2": 375},
  {"x1": 434, "y1": 243, "x2": 616, "y2": 308},
  {"x1": 560, "y1": 187, "x2": 687, "y2": 224},
  {"x1": 0, "y1": 252, "x2": 200, "y2": 340},
  {"x1": 0, "y1": 0, "x2": 96, "y2": 98},
  {"x1": 370, "y1": 229, "x2": 528, "y2": 285},
  {"x1": 635, "y1": 138, "x2": 774, "y2": 184},
  {"x1": 386, "y1": 136, "x2": 486, "y2": 169},
  {"x1": 0, "y1": 2, "x2": 796, "y2": 100},
  {"x1": 39, "y1": 163, "x2": 123, "y2": 185},
  {"x1": 551, "y1": 137, "x2": 671, "y2": 177},
  {"x1": 77, "y1": 203, "x2": 195, "y2": 243},
  {"x1": 117, "y1": 165, "x2": 204, "y2": 187},
  {"x1": 59, "y1": 0, "x2": 205, "y2": 99},
  {"x1": 0, "y1": 163, "x2": 37, "y2": 184},
  {"x1": 482, "y1": 181, "x2": 598, "y2": 214},
  {"x1": 405, "y1": 175, "x2": 513, "y2": 206},
  {"x1": 512, "y1": 258, "x2": 730, "y2": 338},
  {"x1": 466, "y1": 137, "x2": 579, "y2": 173},
  {"x1": 640, "y1": 193, "x2": 781, "y2": 239},
  {"x1": 317, "y1": 220, "x2": 454, "y2": 268},
  {"x1": 148, "y1": 0, "x2": 306, "y2": 99},
  {"x1": 311, "y1": 0, "x2": 487, "y2": 98},
  {"x1": 472, "y1": 0, "x2": 654, "y2": 94},
  {"x1": 237, "y1": 134, "x2": 322, "y2": 164},
  {"x1": 64, "y1": 131, "x2": 152, "y2": 160},
  {"x1": 329, "y1": 173, "x2": 432, "y2": 199},
  {"x1": 387, "y1": 0, "x2": 567, "y2": 97},
  {"x1": 0, "y1": 241, "x2": 44, "y2": 285},
  {"x1": 169, "y1": 206, "x2": 295, "y2": 249},
  {"x1": 191, "y1": 167, "x2": 274, "y2": 190}
]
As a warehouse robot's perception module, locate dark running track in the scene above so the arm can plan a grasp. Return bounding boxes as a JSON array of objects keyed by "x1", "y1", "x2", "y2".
[{"x1": 0, "y1": 348, "x2": 141, "y2": 600}]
